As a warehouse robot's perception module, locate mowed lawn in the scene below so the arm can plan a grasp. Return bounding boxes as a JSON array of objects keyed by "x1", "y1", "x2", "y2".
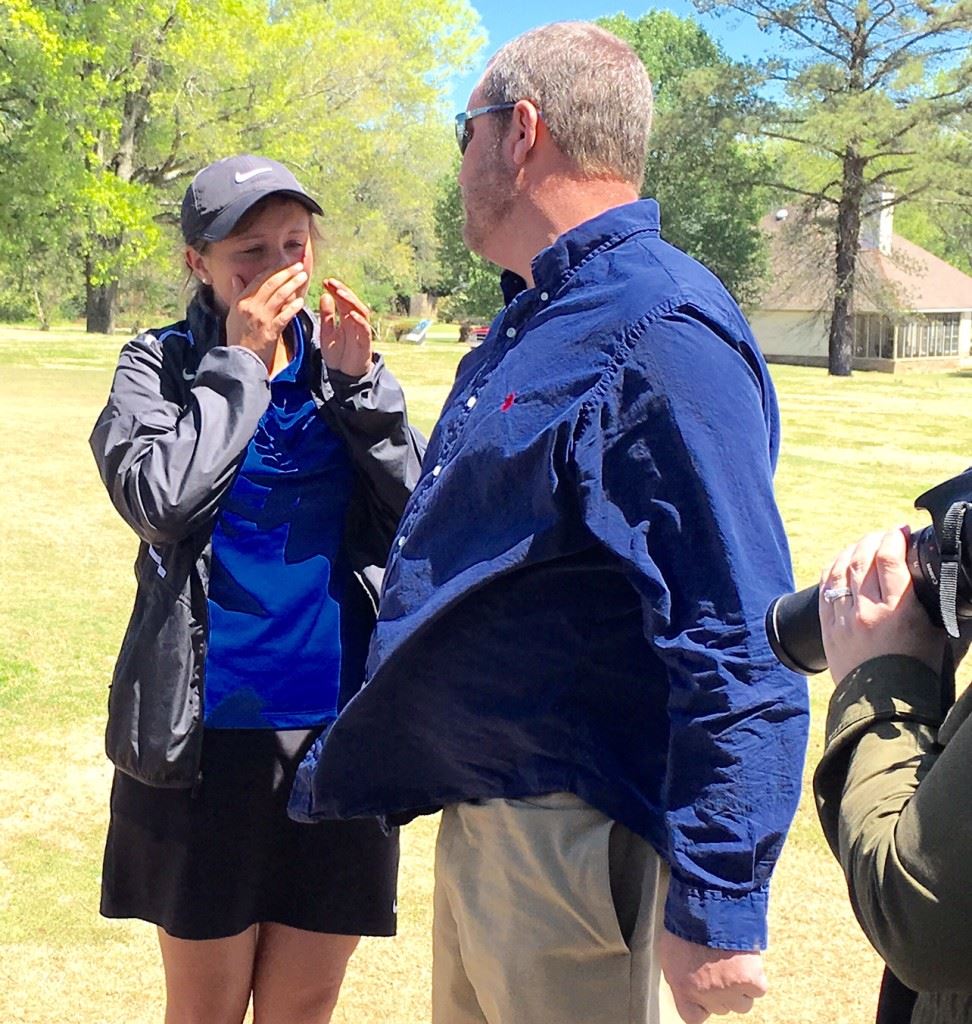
[{"x1": 2, "y1": 321, "x2": 971, "y2": 1024}]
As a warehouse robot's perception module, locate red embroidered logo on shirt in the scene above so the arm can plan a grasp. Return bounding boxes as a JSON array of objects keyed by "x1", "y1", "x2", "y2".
[{"x1": 500, "y1": 393, "x2": 516, "y2": 412}]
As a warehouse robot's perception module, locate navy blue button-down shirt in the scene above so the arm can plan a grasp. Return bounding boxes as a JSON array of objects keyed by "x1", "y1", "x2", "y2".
[{"x1": 292, "y1": 199, "x2": 809, "y2": 950}]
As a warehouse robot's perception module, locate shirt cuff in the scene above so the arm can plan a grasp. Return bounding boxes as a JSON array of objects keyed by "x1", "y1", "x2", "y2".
[
  {"x1": 234, "y1": 345, "x2": 270, "y2": 377},
  {"x1": 328, "y1": 353, "x2": 382, "y2": 385},
  {"x1": 198, "y1": 343, "x2": 270, "y2": 383},
  {"x1": 664, "y1": 877, "x2": 768, "y2": 950},
  {"x1": 322, "y1": 353, "x2": 383, "y2": 401}
]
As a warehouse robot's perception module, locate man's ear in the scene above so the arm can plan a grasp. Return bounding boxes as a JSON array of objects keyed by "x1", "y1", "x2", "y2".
[{"x1": 509, "y1": 99, "x2": 542, "y2": 168}]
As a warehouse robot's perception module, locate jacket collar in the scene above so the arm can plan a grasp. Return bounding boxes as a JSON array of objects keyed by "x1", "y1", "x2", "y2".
[{"x1": 186, "y1": 288, "x2": 226, "y2": 355}]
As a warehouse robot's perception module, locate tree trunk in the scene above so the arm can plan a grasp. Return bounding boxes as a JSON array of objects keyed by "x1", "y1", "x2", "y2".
[
  {"x1": 85, "y1": 251, "x2": 120, "y2": 335},
  {"x1": 31, "y1": 284, "x2": 50, "y2": 331},
  {"x1": 828, "y1": 151, "x2": 866, "y2": 376}
]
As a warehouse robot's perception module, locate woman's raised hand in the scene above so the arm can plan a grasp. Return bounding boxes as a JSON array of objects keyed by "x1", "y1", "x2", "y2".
[
  {"x1": 226, "y1": 262, "x2": 308, "y2": 370},
  {"x1": 320, "y1": 278, "x2": 374, "y2": 378}
]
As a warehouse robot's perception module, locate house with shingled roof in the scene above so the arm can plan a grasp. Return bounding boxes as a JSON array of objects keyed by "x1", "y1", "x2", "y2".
[{"x1": 749, "y1": 195, "x2": 972, "y2": 372}]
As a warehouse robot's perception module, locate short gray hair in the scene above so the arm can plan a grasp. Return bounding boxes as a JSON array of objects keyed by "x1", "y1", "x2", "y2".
[{"x1": 480, "y1": 22, "x2": 653, "y2": 189}]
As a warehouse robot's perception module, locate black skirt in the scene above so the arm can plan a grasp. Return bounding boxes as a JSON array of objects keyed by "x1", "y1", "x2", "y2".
[{"x1": 100, "y1": 727, "x2": 398, "y2": 940}]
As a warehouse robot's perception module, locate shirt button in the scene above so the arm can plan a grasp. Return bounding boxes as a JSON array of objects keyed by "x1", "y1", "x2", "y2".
[
  {"x1": 466, "y1": 395, "x2": 477, "y2": 409},
  {"x1": 432, "y1": 464, "x2": 442, "y2": 477},
  {"x1": 397, "y1": 536, "x2": 406, "y2": 548},
  {"x1": 540, "y1": 291, "x2": 549, "y2": 301},
  {"x1": 505, "y1": 327, "x2": 516, "y2": 338}
]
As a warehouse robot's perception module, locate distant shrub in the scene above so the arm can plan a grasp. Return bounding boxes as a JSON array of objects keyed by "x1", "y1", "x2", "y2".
[{"x1": 378, "y1": 316, "x2": 422, "y2": 342}]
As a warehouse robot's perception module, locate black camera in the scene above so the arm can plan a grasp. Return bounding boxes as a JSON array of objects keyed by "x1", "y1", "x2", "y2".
[{"x1": 766, "y1": 468, "x2": 972, "y2": 675}]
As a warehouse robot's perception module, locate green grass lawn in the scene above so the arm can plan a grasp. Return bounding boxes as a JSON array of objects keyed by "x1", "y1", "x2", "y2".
[{"x1": 2, "y1": 321, "x2": 971, "y2": 1023}]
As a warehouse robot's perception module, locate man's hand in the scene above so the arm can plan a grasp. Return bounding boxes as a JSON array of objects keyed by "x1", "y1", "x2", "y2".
[
  {"x1": 659, "y1": 929, "x2": 767, "y2": 1023},
  {"x1": 320, "y1": 278, "x2": 374, "y2": 378}
]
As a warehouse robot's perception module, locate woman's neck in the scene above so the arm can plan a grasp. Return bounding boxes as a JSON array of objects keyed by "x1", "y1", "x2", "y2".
[{"x1": 269, "y1": 333, "x2": 291, "y2": 379}]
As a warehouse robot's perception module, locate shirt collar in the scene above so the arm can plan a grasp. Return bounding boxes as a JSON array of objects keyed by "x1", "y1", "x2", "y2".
[
  {"x1": 499, "y1": 198, "x2": 661, "y2": 305},
  {"x1": 274, "y1": 310, "x2": 306, "y2": 384}
]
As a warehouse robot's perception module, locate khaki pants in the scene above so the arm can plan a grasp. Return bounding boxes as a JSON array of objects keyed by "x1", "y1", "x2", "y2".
[{"x1": 432, "y1": 793, "x2": 681, "y2": 1024}]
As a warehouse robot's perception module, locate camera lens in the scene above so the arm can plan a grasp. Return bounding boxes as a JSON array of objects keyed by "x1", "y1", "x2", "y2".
[
  {"x1": 765, "y1": 586, "x2": 827, "y2": 675},
  {"x1": 767, "y1": 472, "x2": 972, "y2": 675},
  {"x1": 765, "y1": 525, "x2": 964, "y2": 676}
]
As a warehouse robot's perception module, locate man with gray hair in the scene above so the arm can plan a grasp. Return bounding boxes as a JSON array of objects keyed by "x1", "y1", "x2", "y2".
[{"x1": 292, "y1": 20, "x2": 807, "y2": 1024}]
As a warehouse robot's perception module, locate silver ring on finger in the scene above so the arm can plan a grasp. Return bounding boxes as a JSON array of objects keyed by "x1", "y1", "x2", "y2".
[{"x1": 823, "y1": 585, "x2": 853, "y2": 604}]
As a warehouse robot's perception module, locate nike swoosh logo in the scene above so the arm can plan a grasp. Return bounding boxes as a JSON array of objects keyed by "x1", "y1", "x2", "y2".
[
  {"x1": 234, "y1": 167, "x2": 273, "y2": 183},
  {"x1": 182, "y1": 368, "x2": 196, "y2": 380}
]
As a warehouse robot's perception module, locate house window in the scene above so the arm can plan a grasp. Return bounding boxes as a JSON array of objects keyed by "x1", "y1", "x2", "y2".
[
  {"x1": 898, "y1": 321, "x2": 917, "y2": 358},
  {"x1": 879, "y1": 318, "x2": 894, "y2": 359},
  {"x1": 853, "y1": 314, "x2": 894, "y2": 359},
  {"x1": 894, "y1": 314, "x2": 961, "y2": 359}
]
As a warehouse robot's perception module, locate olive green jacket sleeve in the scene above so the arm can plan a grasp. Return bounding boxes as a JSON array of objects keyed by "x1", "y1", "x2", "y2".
[{"x1": 813, "y1": 654, "x2": 972, "y2": 994}]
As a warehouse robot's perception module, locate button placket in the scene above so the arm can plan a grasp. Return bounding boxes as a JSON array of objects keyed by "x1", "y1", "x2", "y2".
[
  {"x1": 391, "y1": 299, "x2": 537, "y2": 556},
  {"x1": 393, "y1": 372, "x2": 481, "y2": 548}
]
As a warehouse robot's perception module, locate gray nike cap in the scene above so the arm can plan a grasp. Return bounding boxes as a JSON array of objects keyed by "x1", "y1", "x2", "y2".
[{"x1": 181, "y1": 154, "x2": 323, "y2": 245}]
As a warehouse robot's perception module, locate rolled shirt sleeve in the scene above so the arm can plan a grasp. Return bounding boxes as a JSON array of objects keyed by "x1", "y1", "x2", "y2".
[{"x1": 574, "y1": 310, "x2": 809, "y2": 949}]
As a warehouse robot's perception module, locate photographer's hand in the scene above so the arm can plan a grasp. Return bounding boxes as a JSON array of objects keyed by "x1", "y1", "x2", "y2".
[{"x1": 820, "y1": 527, "x2": 945, "y2": 683}]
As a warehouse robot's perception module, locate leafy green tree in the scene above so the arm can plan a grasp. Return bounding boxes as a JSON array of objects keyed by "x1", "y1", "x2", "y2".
[
  {"x1": 599, "y1": 11, "x2": 771, "y2": 307},
  {"x1": 0, "y1": 0, "x2": 91, "y2": 325},
  {"x1": 0, "y1": 0, "x2": 481, "y2": 332},
  {"x1": 699, "y1": 0, "x2": 972, "y2": 374},
  {"x1": 892, "y1": 110, "x2": 972, "y2": 276},
  {"x1": 433, "y1": 159, "x2": 505, "y2": 323}
]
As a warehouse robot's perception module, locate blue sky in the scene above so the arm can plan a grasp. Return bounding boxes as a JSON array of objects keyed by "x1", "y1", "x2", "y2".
[{"x1": 447, "y1": 1, "x2": 776, "y2": 109}]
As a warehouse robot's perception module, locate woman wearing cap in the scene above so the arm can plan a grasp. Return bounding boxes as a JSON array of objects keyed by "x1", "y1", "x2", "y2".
[{"x1": 90, "y1": 154, "x2": 423, "y2": 1023}]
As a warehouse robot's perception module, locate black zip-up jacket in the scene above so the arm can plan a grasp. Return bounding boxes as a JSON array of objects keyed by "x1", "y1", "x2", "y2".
[{"x1": 90, "y1": 293, "x2": 424, "y2": 787}]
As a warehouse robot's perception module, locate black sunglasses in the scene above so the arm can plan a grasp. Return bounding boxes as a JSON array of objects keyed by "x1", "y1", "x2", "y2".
[{"x1": 454, "y1": 103, "x2": 517, "y2": 155}]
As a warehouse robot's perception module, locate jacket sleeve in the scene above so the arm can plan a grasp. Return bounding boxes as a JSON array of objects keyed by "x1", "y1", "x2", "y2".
[
  {"x1": 813, "y1": 655, "x2": 972, "y2": 992},
  {"x1": 573, "y1": 310, "x2": 808, "y2": 951},
  {"x1": 323, "y1": 353, "x2": 425, "y2": 525},
  {"x1": 90, "y1": 332, "x2": 271, "y2": 545}
]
